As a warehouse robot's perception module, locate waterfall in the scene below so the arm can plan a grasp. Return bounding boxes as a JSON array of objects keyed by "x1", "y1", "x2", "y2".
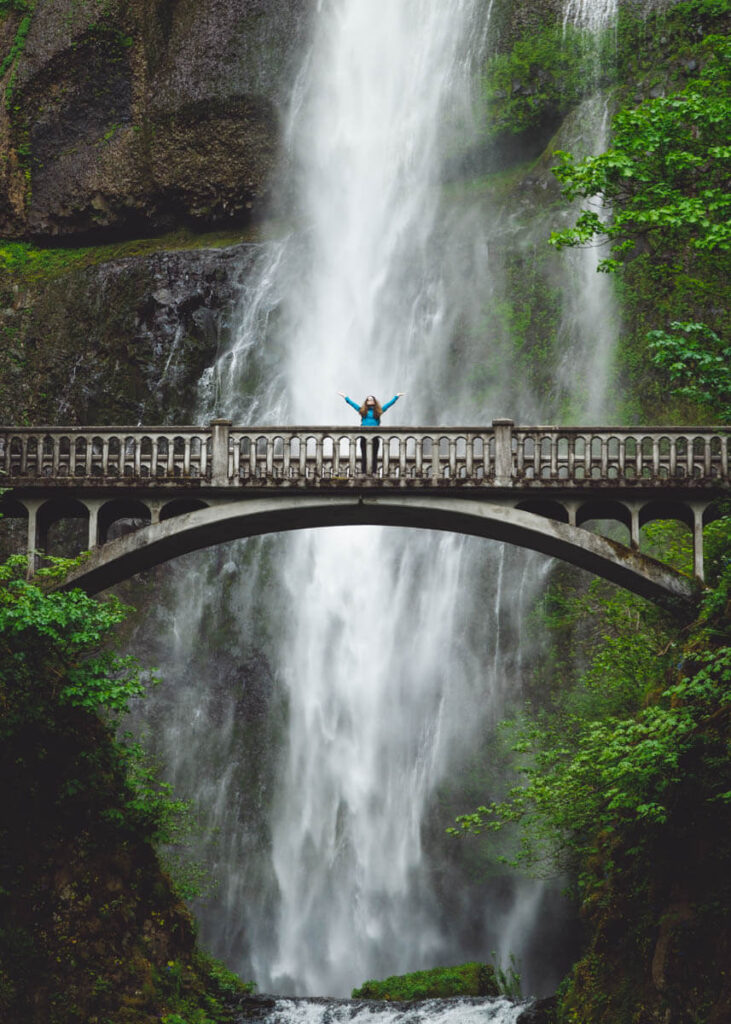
[
  {"x1": 563, "y1": 0, "x2": 617, "y2": 33},
  {"x1": 131, "y1": 0, "x2": 623, "y2": 1002},
  {"x1": 556, "y1": 0, "x2": 620, "y2": 421}
]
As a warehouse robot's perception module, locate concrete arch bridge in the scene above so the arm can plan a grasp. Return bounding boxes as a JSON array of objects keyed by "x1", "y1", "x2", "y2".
[{"x1": 1, "y1": 419, "x2": 728, "y2": 613}]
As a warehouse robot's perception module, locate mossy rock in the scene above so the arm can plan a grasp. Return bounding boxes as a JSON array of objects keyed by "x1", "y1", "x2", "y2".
[{"x1": 352, "y1": 961, "x2": 499, "y2": 1001}]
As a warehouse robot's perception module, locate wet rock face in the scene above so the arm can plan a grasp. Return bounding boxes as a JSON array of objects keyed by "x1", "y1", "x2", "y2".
[
  {"x1": 0, "y1": 0, "x2": 309, "y2": 240},
  {"x1": 0, "y1": 243, "x2": 260, "y2": 424}
]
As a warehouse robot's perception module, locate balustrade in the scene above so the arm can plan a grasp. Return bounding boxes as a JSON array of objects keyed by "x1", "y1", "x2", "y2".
[
  {"x1": 0, "y1": 428, "x2": 210, "y2": 481},
  {"x1": 0, "y1": 422, "x2": 727, "y2": 488}
]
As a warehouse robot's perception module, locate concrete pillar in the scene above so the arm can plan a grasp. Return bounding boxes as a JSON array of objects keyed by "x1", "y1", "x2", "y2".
[
  {"x1": 564, "y1": 501, "x2": 578, "y2": 527},
  {"x1": 691, "y1": 503, "x2": 705, "y2": 583},
  {"x1": 629, "y1": 504, "x2": 641, "y2": 549},
  {"x1": 84, "y1": 500, "x2": 102, "y2": 550},
  {"x1": 20, "y1": 499, "x2": 42, "y2": 578},
  {"x1": 210, "y1": 419, "x2": 232, "y2": 487},
  {"x1": 493, "y1": 419, "x2": 514, "y2": 486}
]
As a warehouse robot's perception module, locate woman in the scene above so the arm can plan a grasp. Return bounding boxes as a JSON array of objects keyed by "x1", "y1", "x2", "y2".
[{"x1": 338, "y1": 391, "x2": 406, "y2": 473}]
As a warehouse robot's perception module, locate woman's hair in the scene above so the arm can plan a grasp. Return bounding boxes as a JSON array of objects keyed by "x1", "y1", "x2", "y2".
[{"x1": 359, "y1": 396, "x2": 382, "y2": 418}]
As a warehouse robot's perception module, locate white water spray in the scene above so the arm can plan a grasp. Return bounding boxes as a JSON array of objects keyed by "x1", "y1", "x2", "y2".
[
  {"x1": 134, "y1": 0, "x2": 625, "y2": 1003},
  {"x1": 556, "y1": 0, "x2": 620, "y2": 420}
]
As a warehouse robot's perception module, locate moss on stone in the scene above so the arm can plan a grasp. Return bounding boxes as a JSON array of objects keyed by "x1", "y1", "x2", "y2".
[{"x1": 352, "y1": 962, "x2": 499, "y2": 1001}]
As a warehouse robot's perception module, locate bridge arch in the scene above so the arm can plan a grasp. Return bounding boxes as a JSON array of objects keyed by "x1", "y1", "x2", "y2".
[{"x1": 56, "y1": 495, "x2": 699, "y2": 613}]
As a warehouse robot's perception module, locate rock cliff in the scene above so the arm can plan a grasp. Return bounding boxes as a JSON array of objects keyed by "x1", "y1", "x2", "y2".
[{"x1": 0, "y1": 0, "x2": 308, "y2": 240}]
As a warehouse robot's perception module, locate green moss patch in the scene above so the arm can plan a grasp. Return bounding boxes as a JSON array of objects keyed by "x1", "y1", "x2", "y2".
[
  {"x1": 352, "y1": 962, "x2": 499, "y2": 1001},
  {"x1": 0, "y1": 226, "x2": 262, "y2": 282}
]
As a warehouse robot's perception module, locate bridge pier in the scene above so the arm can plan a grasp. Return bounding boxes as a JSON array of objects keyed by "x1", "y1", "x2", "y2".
[
  {"x1": 629, "y1": 503, "x2": 641, "y2": 550},
  {"x1": 21, "y1": 498, "x2": 42, "y2": 577},
  {"x1": 692, "y1": 503, "x2": 705, "y2": 583},
  {"x1": 86, "y1": 499, "x2": 103, "y2": 552}
]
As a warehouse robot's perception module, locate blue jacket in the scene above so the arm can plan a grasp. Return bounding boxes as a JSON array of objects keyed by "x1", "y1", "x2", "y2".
[{"x1": 345, "y1": 395, "x2": 399, "y2": 426}]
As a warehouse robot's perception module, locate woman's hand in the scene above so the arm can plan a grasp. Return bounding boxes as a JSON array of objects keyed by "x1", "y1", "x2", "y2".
[
  {"x1": 397, "y1": 392, "x2": 406, "y2": 397},
  {"x1": 337, "y1": 391, "x2": 346, "y2": 398}
]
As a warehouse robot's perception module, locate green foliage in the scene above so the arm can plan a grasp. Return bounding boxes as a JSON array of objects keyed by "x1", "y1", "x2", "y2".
[
  {"x1": 451, "y1": 530, "x2": 731, "y2": 1021},
  {"x1": 452, "y1": 629, "x2": 730, "y2": 884},
  {"x1": 352, "y1": 961, "x2": 499, "y2": 1001},
  {"x1": 0, "y1": 1, "x2": 31, "y2": 14},
  {"x1": 0, "y1": 1, "x2": 35, "y2": 107},
  {"x1": 550, "y1": 34, "x2": 731, "y2": 275},
  {"x1": 648, "y1": 321, "x2": 731, "y2": 420},
  {"x1": 0, "y1": 554, "x2": 147, "y2": 720},
  {"x1": 491, "y1": 953, "x2": 522, "y2": 1002},
  {"x1": 0, "y1": 552, "x2": 256, "y2": 1019},
  {"x1": 483, "y1": 23, "x2": 617, "y2": 137}
]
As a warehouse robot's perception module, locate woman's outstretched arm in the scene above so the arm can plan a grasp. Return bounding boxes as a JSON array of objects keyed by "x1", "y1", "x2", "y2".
[
  {"x1": 381, "y1": 393, "x2": 406, "y2": 414},
  {"x1": 338, "y1": 392, "x2": 362, "y2": 414}
]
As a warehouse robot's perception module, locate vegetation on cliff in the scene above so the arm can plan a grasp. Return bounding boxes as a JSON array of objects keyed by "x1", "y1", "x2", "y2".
[
  {"x1": 0, "y1": 553, "x2": 253, "y2": 1022},
  {"x1": 351, "y1": 962, "x2": 501, "y2": 1002},
  {"x1": 452, "y1": 6, "x2": 731, "y2": 1018}
]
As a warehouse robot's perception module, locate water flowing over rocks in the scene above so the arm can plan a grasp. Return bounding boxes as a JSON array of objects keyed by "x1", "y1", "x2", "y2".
[
  {"x1": 0, "y1": 241, "x2": 260, "y2": 423},
  {"x1": 232, "y1": 996, "x2": 528, "y2": 1023}
]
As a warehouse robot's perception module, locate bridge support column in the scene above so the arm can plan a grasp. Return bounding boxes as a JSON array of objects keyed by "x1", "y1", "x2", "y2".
[
  {"x1": 84, "y1": 500, "x2": 102, "y2": 551},
  {"x1": 493, "y1": 418, "x2": 514, "y2": 486},
  {"x1": 692, "y1": 503, "x2": 705, "y2": 583},
  {"x1": 211, "y1": 419, "x2": 232, "y2": 486},
  {"x1": 564, "y1": 501, "x2": 579, "y2": 527},
  {"x1": 629, "y1": 504, "x2": 641, "y2": 549},
  {"x1": 23, "y1": 499, "x2": 40, "y2": 577}
]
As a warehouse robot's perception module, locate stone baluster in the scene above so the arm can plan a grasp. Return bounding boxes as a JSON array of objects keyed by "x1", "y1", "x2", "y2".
[
  {"x1": 415, "y1": 437, "x2": 423, "y2": 477},
  {"x1": 348, "y1": 435, "x2": 357, "y2": 478},
  {"x1": 430, "y1": 435, "x2": 440, "y2": 479}
]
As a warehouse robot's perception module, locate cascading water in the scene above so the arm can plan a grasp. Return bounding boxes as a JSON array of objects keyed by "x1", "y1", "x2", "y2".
[
  {"x1": 563, "y1": 0, "x2": 617, "y2": 33},
  {"x1": 132, "y1": 0, "x2": 623, "y2": 1012},
  {"x1": 555, "y1": 0, "x2": 620, "y2": 421}
]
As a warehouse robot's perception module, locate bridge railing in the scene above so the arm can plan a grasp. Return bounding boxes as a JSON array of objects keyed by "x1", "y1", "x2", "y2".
[
  {"x1": 0, "y1": 427, "x2": 212, "y2": 481},
  {"x1": 513, "y1": 427, "x2": 729, "y2": 483},
  {"x1": 0, "y1": 422, "x2": 728, "y2": 486}
]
